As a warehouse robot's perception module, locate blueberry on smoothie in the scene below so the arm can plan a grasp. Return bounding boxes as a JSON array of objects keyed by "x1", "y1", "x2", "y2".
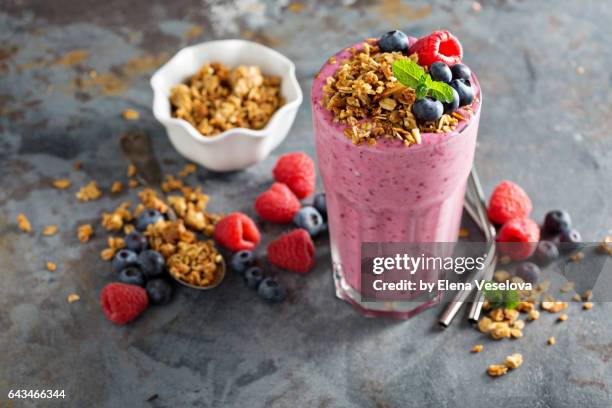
[
  {"x1": 543, "y1": 210, "x2": 572, "y2": 236},
  {"x1": 451, "y1": 63, "x2": 472, "y2": 81},
  {"x1": 118, "y1": 266, "x2": 146, "y2": 287},
  {"x1": 293, "y1": 206, "x2": 325, "y2": 237},
  {"x1": 534, "y1": 240, "x2": 559, "y2": 266},
  {"x1": 443, "y1": 87, "x2": 460, "y2": 114},
  {"x1": 231, "y1": 250, "x2": 256, "y2": 273},
  {"x1": 257, "y1": 278, "x2": 286, "y2": 303},
  {"x1": 138, "y1": 250, "x2": 166, "y2": 278},
  {"x1": 449, "y1": 79, "x2": 474, "y2": 107},
  {"x1": 378, "y1": 30, "x2": 409, "y2": 53},
  {"x1": 125, "y1": 231, "x2": 148, "y2": 253},
  {"x1": 112, "y1": 249, "x2": 139, "y2": 273},
  {"x1": 559, "y1": 229, "x2": 582, "y2": 252},
  {"x1": 244, "y1": 266, "x2": 264, "y2": 289},
  {"x1": 515, "y1": 262, "x2": 541, "y2": 283},
  {"x1": 412, "y1": 97, "x2": 444, "y2": 122},
  {"x1": 429, "y1": 62, "x2": 452, "y2": 83},
  {"x1": 313, "y1": 193, "x2": 327, "y2": 221},
  {"x1": 136, "y1": 209, "x2": 164, "y2": 231}
]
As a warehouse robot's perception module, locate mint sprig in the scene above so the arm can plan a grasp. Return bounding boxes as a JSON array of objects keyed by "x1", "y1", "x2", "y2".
[
  {"x1": 392, "y1": 59, "x2": 455, "y2": 103},
  {"x1": 482, "y1": 281, "x2": 520, "y2": 310}
]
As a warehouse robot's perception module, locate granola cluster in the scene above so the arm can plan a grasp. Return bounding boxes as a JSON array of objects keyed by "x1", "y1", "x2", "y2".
[
  {"x1": 321, "y1": 41, "x2": 466, "y2": 146},
  {"x1": 170, "y1": 62, "x2": 284, "y2": 137}
]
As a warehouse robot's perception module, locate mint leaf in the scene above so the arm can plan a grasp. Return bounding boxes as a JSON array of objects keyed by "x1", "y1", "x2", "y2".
[
  {"x1": 428, "y1": 81, "x2": 455, "y2": 103},
  {"x1": 392, "y1": 59, "x2": 425, "y2": 90},
  {"x1": 482, "y1": 281, "x2": 520, "y2": 310}
]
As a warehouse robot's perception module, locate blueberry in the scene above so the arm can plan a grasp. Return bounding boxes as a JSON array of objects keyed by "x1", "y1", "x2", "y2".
[
  {"x1": 378, "y1": 30, "x2": 409, "y2": 53},
  {"x1": 543, "y1": 210, "x2": 572, "y2": 236},
  {"x1": 429, "y1": 62, "x2": 452, "y2": 83},
  {"x1": 146, "y1": 279, "x2": 173, "y2": 305},
  {"x1": 451, "y1": 63, "x2": 472, "y2": 81},
  {"x1": 112, "y1": 249, "x2": 139, "y2": 273},
  {"x1": 412, "y1": 97, "x2": 444, "y2": 122},
  {"x1": 138, "y1": 250, "x2": 166, "y2": 278},
  {"x1": 257, "y1": 278, "x2": 286, "y2": 303},
  {"x1": 313, "y1": 193, "x2": 327, "y2": 221},
  {"x1": 136, "y1": 209, "x2": 164, "y2": 231},
  {"x1": 449, "y1": 79, "x2": 474, "y2": 107},
  {"x1": 244, "y1": 266, "x2": 264, "y2": 289},
  {"x1": 231, "y1": 250, "x2": 255, "y2": 273},
  {"x1": 534, "y1": 240, "x2": 559, "y2": 266},
  {"x1": 443, "y1": 87, "x2": 460, "y2": 114},
  {"x1": 515, "y1": 262, "x2": 541, "y2": 283},
  {"x1": 559, "y1": 229, "x2": 582, "y2": 252},
  {"x1": 118, "y1": 266, "x2": 146, "y2": 287},
  {"x1": 293, "y1": 206, "x2": 325, "y2": 237},
  {"x1": 125, "y1": 231, "x2": 148, "y2": 253}
]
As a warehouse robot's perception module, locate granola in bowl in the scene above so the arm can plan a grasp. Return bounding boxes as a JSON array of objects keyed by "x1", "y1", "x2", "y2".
[{"x1": 169, "y1": 61, "x2": 284, "y2": 137}]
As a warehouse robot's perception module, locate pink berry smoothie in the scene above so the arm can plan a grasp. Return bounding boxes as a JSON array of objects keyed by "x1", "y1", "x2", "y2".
[{"x1": 311, "y1": 40, "x2": 482, "y2": 319}]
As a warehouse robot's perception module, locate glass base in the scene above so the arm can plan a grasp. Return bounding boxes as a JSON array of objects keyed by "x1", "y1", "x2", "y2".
[{"x1": 333, "y1": 262, "x2": 440, "y2": 319}]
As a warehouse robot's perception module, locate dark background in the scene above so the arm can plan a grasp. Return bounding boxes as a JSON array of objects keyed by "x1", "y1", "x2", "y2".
[{"x1": 1, "y1": 0, "x2": 611, "y2": 407}]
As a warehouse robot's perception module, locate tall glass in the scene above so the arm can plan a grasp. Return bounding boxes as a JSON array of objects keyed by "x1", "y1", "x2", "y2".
[{"x1": 311, "y1": 44, "x2": 481, "y2": 318}]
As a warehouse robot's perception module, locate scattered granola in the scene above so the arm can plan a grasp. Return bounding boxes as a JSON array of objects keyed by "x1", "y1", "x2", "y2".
[
  {"x1": 128, "y1": 179, "x2": 139, "y2": 188},
  {"x1": 541, "y1": 301, "x2": 568, "y2": 313},
  {"x1": 582, "y1": 289, "x2": 593, "y2": 301},
  {"x1": 78, "y1": 224, "x2": 94, "y2": 243},
  {"x1": 505, "y1": 353, "x2": 523, "y2": 369},
  {"x1": 110, "y1": 181, "x2": 123, "y2": 193},
  {"x1": 558, "y1": 313, "x2": 568, "y2": 322},
  {"x1": 487, "y1": 364, "x2": 508, "y2": 377},
  {"x1": 178, "y1": 163, "x2": 197, "y2": 178},
  {"x1": 43, "y1": 225, "x2": 58, "y2": 236},
  {"x1": 170, "y1": 62, "x2": 284, "y2": 137},
  {"x1": 548, "y1": 336, "x2": 556, "y2": 345},
  {"x1": 67, "y1": 293, "x2": 80, "y2": 303},
  {"x1": 46, "y1": 262, "x2": 57, "y2": 272},
  {"x1": 76, "y1": 181, "x2": 102, "y2": 201},
  {"x1": 583, "y1": 302, "x2": 593, "y2": 310},
  {"x1": 527, "y1": 309, "x2": 540, "y2": 321},
  {"x1": 16, "y1": 213, "x2": 32, "y2": 233},
  {"x1": 127, "y1": 164, "x2": 137, "y2": 178},
  {"x1": 471, "y1": 344, "x2": 484, "y2": 353},
  {"x1": 493, "y1": 270, "x2": 510, "y2": 283},
  {"x1": 569, "y1": 251, "x2": 584, "y2": 262},
  {"x1": 598, "y1": 236, "x2": 612, "y2": 255},
  {"x1": 123, "y1": 109, "x2": 140, "y2": 120},
  {"x1": 53, "y1": 179, "x2": 72, "y2": 189}
]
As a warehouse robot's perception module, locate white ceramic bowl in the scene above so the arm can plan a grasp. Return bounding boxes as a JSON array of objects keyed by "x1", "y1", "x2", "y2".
[{"x1": 151, "y1": 40, "x2": 303, "y2": 172}]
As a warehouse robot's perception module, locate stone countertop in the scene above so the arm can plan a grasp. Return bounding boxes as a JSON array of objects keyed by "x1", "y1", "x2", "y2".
[{"x1": 1, "y1": 1, "x2": 611, "y2": 407}]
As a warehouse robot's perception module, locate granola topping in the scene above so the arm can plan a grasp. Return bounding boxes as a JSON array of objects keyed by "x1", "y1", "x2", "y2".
[
  {"x1": 321, "y1": 42, "x2": 469, "y2": 146},
  {"x1": 170, "y1": 62, "x2": 284, "y2": 137}
]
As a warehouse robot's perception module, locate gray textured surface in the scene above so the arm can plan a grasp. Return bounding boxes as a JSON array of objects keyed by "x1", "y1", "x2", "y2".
[{"x1": 1, "y1": 0, "x2": 612, "y2": 407}]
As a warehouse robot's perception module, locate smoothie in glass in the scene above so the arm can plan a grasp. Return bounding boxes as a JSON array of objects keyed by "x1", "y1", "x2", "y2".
[{"x1": 311, "y1": 32, "x2": 481, "y2": 318}]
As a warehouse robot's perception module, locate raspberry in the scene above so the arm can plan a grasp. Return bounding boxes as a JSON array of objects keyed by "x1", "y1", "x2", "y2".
[
  {"x1": 487, "y1": 181, "x2": 533, "y2": 225},
  {"x1": 409, "y1": 30, "x2": 463, "y2": 67},
  {"x1": 214, "y1": 212, "x2": 261, "y2": 251},
  {"x1": 272, "y1": 152, "x2": 316, "y2": 199},
  {"x1": 100, "y1": 283, "x2": 148, "y2": 325},
  {"x1": 268, "y1": 229, "x2": 315, "y2": 273},
  {"x1": 497, "y1": 218, "x2": 540, "y2": 261},
  {"x1": 254, "y1": 183, "x2": 301, "y2": 223}
]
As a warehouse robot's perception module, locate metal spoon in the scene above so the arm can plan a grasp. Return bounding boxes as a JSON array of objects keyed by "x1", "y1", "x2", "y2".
[{"x1": 119, "y1": 130, "x2": 226, "y2": 290}]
